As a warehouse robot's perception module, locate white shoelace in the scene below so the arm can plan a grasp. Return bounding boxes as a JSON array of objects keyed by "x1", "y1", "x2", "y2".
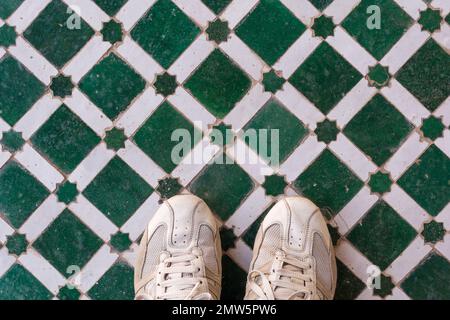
[
  {"x1": 247, "y1": 251, "x2": 317, "y2": 300},
  {"x1": 137, "y1": 249, "x2": 212, "y2": 300}
]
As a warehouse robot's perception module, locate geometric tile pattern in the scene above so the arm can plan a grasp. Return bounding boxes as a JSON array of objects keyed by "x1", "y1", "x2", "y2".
[{"x1": 0, "y1": 0, "x2": 449, "y2": 300}]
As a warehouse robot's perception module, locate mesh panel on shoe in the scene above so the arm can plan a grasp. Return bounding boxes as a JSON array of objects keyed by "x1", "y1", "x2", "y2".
[
  {"x1": 312, "y1": 233, "x2": 332, "y2": 291},
  {"x1": 254, "y1": 224, "x2": 282, "y2": 270},
  {"x1": 197, "y1": 225, "x2": 219, "y2": 273},
  {"x1": 142, "y1": 225, "x2": 167, "y2": 277}
]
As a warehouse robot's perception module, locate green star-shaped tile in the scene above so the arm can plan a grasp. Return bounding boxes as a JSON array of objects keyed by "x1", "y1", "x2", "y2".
[
  {"x1": 262, "y1": 70, "x2": 285, "y2": 93},
  {"x1": 367, "y1": 64, "x2": 391, "y2": 89},
  {"x1": 0, "y1": 24, "x2": 17, "y2": 47},
  {"x1": 261, "y1": 174, "x2": 287, "y2": 197},
  {"x1": 5, "y1": 233, "x2": 28, "y2": 256},
  {"x1": 110, "y1": 231, "x2": 132, "y2": 252},
  {"x1": 57, "y1": 285, "x2": 81, "y2": 300},
  {"x1": 312, "y1": 15, "x2": 335, "y2": 39},
  {"x1": 420, "y1": 116, "x2": 445, "y2": 141},
  {"x1": 314, "y1": 119, "x2": 339, "y2": 144},
  {"x1": 418, "y1": 7, "x2": 443, "y2": 33},
  {"x1": 206, "y1": 19, "x2": 230, "y2": 44},
  {"x1": 101, "y1": 20, "x2": 124, "y2": 44},
  {"x1": 50, "y1": 74, "x2": 74, "y2": 99},
  {"x1": 156, "y1": 176, "x2": 183, "y2": 200},
  {"x1": 210, "y1": 122, "x2": 233, "y2": 146},
  {"x1": 368, "y1": 171, "x2": 392, "y2": 194},
  {"x1": 56, "y1": 181, "x2": 79, "y2": 205},
  {"x1": 0, "y1": 130, "x2": 25, "y2": 153},
  {"x1": 373, "y1": 274, "x2": 394, "y2": 298},
  {"x1": 104, "y1": 127, "x2": 127, "y2": 151},
  {"x1": 421, "y1": 220, "x2": 446, "y2": 244},
  {"x1": 220, "y1": 226, "x2": 237, "y2": 251},
  {"x1": 154, "y1": 72, "x2": 178, "y2": 97}
]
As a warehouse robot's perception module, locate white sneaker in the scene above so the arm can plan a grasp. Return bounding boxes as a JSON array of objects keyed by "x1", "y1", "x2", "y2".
[
  {"x1": 134, "y1": 195, "x2": 222, "y2": 300},
  {"x1": 244, "y1": 197, "x2": 337, "y2": 300}
]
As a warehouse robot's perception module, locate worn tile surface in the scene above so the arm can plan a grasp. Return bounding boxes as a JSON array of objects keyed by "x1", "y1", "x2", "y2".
[{"x1": 0, "y1": 0, "x2": 449, "y2": 300}]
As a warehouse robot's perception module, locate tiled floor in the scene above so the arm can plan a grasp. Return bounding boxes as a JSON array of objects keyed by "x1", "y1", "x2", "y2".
[{"x1": 0, "y1": 0, "x2": 449, "y2": 300}]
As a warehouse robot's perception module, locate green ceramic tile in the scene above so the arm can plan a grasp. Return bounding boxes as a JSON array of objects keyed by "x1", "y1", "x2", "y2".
[
  {"x1": 31, "y1": 105, "x2": 100, "y2": 174},
  {"x1": 235, "y1": 0, "x2": 306, "y2": 65},
  {"x1": 189, "y1": 154, "x2": 254, "y2": 220},
  {"x1": 347, "y1": 201, "x2": 417, "y2": 270},
  {"x1": 0, "y1": 55, "x2": 45, "y2": 126},
  {"x1": 344, "y1": 94, "x2": 413, "y2": 166},
  {"x1": 83, "y1": 157, "x2": 154, "y2": 226},
  {"x1": 133, "y1": 102, "x2": 201, "y2": 173},
  {"x1": 401, "y1": 253, "x2": 450, "y2": 300},
  {"x1": 342, "y1": 0, "x2": 413, "y2": 60},
  {"x1": 373, "y1": 274, "x2": 394, "y2": 298},
  {"x1": 221, "y1": 255, "x2": 247, "y2": 300},
  {"x1": 335, "y1": 259, "x2": 366, "y2": 300},
  {"x1": 262, "y1": 70, "x2": 285, "y2": 94},
  {"x1": 220, "y1": 226, "x2": 237, "y2": 251},
  {"x1": 33, "y1": 209, "x2": 103, "y2": 277},
  {"x1": 79, "y1": 53, "x2": 146, "y2": 120},
  {"x1": 243, "y1": 99, "x2": 307, "y2": 164},
  {"x1": 0, "y1": 264, "x2": 53, "y2": 300},
  {"x1": 309, "y1": 0, "x2": 334, "y2": 11},
  {"x1": 289, "y1": 42, "x2": 362, "y2": 114},
  {"x1": 201, "y1": 0, "x2": 232, "y2": 14},
  {"x1": 0, "y1": 0, "x2": 24, "y2": 19},
  {"x1": 57, "y1": 285, "x2": 81, "y2": 300},
  {"x1": 185, "y1": 49, "x2": 251, "y2": 119},
  {"x1": 397, "y1": 145, "x2": 450, "y2": 216},
  {"x1": 242, "y1": 204, "x2": 274, "y2": 248},
  {"x1": 88, "y1": 261, "x2": 134, "y2": 300},
  {"x1": 131, "y1": 0, "x2": 200, "y2": 69},
  {"x1": 154, "y1": 72, "x2": 178, "y2": 97},
  {"x1": 293, "y1": 149, "x2": 364, "y2": 216},
  {"x1": 23, "y1": 0, "x2": 94, "y2": 68},
  {"x1": 0, "y1": 161, "x2": 49, "y2": 228},
  {"x1": 94, "y1": 0, "x2": 128, "y2": 16},
  {"x1": 396, "y1": 40, "x2": 450, "y2": 112}
]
